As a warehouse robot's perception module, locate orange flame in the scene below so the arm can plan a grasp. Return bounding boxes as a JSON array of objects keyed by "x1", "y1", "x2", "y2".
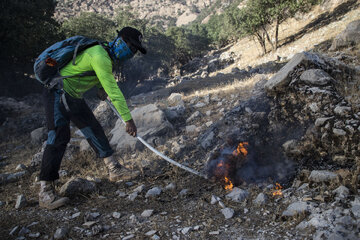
[
  {"x1": 233, "y1": 142, "x2": 249, "y2": 157},
  {"x1": 224, "y1": 176, "x2": 234, "y2": 190},
  {"x1": 272, "y1": 183, "x2": 283, "y2": 196}
]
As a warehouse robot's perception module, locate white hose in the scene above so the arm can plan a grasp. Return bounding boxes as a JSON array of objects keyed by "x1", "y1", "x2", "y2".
[{"x1": 105, "y1": 99, "x2": 207, "y2": 179}]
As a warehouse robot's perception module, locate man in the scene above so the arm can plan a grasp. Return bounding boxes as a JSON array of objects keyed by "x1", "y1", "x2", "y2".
[{"x1": 38, "y1": 27, "x2": 146, "y2": 210}]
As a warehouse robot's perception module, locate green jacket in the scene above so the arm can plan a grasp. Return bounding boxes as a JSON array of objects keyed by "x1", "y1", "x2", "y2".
[{"x1": 60, "y1": 45, "x2": 132, "y2": 121}]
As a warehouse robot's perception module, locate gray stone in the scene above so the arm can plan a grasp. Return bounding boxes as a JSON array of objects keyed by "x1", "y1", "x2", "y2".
[
  {"x1": 145, "y1": 230, "x2": 157, "y2": 236},
  {"x1": 329, "y1": 20, "x2": 360, "y2": 51},
  {"x1": 79, "y1": 139, "x2": 91, "y2": 152},
  {"x1": 54, "y1": 227, "x2": 68, "y2": 239},
  {"x1": 254, "y1": 193, "x2": 267, "y2": 205},
  {"x1": 165, "y1": 183, "x2": 176, "y2": 191},
  {"x1": 123, "y1": 234, "x2": 135, "y2": 240},
  {"x1": 0, "y1": 171, "x2": 26, "y2": 184},
  {"x1": 164, "y1": 105, "x2": 186, "y2": 121},
  {"x1": 168, "y1": 93, "x2": 183, "y2": 106},
  {"x1": 221, "y1": 208, "x2": 235, "y2": 219},
  {"x1": 59, "y1": 177, "x2": 96, "y2": 197},
  {"x1": 309, "y1": 170, "x2": 338, "y2": 183},
  {"x1": 265, "y1": 52, "x2": 326, "y2": 94},
  {"x1": 93, "y1": 101, "x2": 115, "y2": 128},
  {"x1": 351, "y1": 197, "x2": 360, "y2": 218},
  {"x1": 333, "y1": 128, "x2": 346, "y2": 136},
  {"x1": 282, "y1": 201, "x2": 310, "y2": 217},
  {"x1": 194, "y1": 102, "x2": 206, "y2": 108},
  {"x1": 179, "y1": 189, "x2": 189, "y2": 197},
  {"x1": 15, "y1": 194, "x2": 27, "y2": 209},
  {"x1": 334, "y1": 106, "x2": 352, "y2": 116},
  {"x1": 28, "y1": 232, "x2": 41, "y2": 238},
  {"x1": 185, "y1": 125, "x2": 197, "y2": 133},
  {"x1": 31, "y1": 152, "x2": 43, "y2": 167},
  {"x1": 112, "y1": 212, "x2": 121, "y2": 219},
  {"x1": 181, "y1": 227, "x2": 192, "y2": 235},
  {"x1": 9, "y1": 226, "x2": 19, "y2": 235},
  {"x1": 225, "y1": 187, "x2": 249, "y2": 203},
  {"x1": 200, "y1": 131, "x2": 215, "y2": 149},
  {"x1": 332, "y1": 185, "x2": 349, "y2": 198},
  {"x1": 151, "y1": 235, "x2": 160, "y2": 240},
  {"x1": 133, "y1": 184, "x2": 145, "y2": 193},
  {"x1": 315, "y1": 117, "x2": 333, "y2": 127},
  {"x1": 299, "y1": 69, "x2": 333, "y2": 86},
  {"x1": 110, "y1": 104, "x2": 173, "y2": 153},
  {"x1": 18, "y1": 227, "x2": 30, "y2": 236},
  {"x1": 30, "y1": 127, "x2": 47, "y2": 144},
  {"x1": 141, "y1": 209, "x2": 154, "y2": 217},
  {"x1": 145, "y1": 187, "x2": 162, "y2": 198},
  {"x1": 128, "y1": 192, "x2": 138, "y2": 201},
  {"x1": 15, "y1": 164, "x2": 26, "y2": 171},
  {"x1": 186, "y1": 111, "x2": 202, "y2": 123},
  {"x1": 309, "y1": 103, "x2": 319, "y2": 112}
]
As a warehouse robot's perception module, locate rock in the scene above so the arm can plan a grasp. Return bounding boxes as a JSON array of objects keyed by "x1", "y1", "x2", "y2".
[
  {"x1": 185, "y1": 125, "x2": 197, "y2": 133},
  {"x1": 112, "y1": 212, "x2": 121, "y2": 219},
  {"x1": 164, "y1": 105, "x2": 186, "y2": 121},
  {"x1": 93, "y1": 101, "x2": 115, "y2": 128},
  {"x1": 83, "y1": 221, "x2": 96, "y2": 228},
  {"x1": 351, "y1": 197, "x2": 360, "y2": 218},
  {"x1": 28, "y1": 232, "x2": 41, "y2": 238},
  {"x1": 54, "y1": 227, "x2": 68, "y2": 239},
  {"x1": 71, "y1": 212, "x2": 81, "y2": 219},
  {"x1": 282, "y1": 201, "x2": 310, "y2": 217},
  {"x1": 18, "y1": 227, "x2": 30, "y2": 236},
  {"x1": 199, "y1": 130, "x2": 215, "y2": 149},
  {"x1": 211, "y1": 195, "x2": 219, "y2": 204},
  {"x1": 151, "y1": 235, "x2": 160, "y2": 240},
  {"x1": 145, "y1": 187, "x2": 162, "y2": 198},
  {"x1": 333, "y1": 128, "x2": 346, "y2": 136},
  {"x1": 168, "y1": 93, "x2": 183, "y2": 106},
  {"x1": 31, "y1": 151, "x2": 43, "y2": 167},
  {"x1": 225, "y1": 187, "x2": 249, "y2": 203},
  {"x1": 179, "y1": 189, "x2": 189, "y2": 197},
  {"x1": 309, "y1": 103, "x2": 319, "y2": 112},
  {"x1": 186, "y1": 111, "x2": 202, "y2": 123},
  {"x1": 315, "y1": 117, "x2": 333, "y2": 127},
  {"x1": 181, "y1": 227, "x2": 192, "y2": 235},
  {"x1": 332, "y1": 185, "x2": 349, "y2": 198},
  {"x1": 209, "y1": 231, "x2": 220, "y2": 235},
  {"x1": 15, "y1": 164, "x2": 26, "y2": 171},
  {"x1": 110, "y1": 104, "x2": 173, "y2": 153},
  {"x1": 59, "y1": 177, "x2": 97, "y2": 197},
  {"x1": 308, "y1": 170, "x2": 338, "y2": 183},
  {"x1": 254, "y1": 193, "x2": 267, "y2": 205},
  {"x1": 334, "y1": 106, "x2": 351, "y2": 116},
  {"x1": 165, "y1": 183, "x2": 176, "y2": 191},
  {"x1": 221, "y1": 208, "x2": 235, "y2": 219},
  {"x1": 79, "y1": 139, "x2": 91, "y2": 152},
  {"x1": 141, "y1": 209, "x2": 154, "y2": 217},
  {"x1": 0, "y1": 171, "x2": 26, "y2": 184},
  {"x1": 15, "y1": 194, "x2": 27, "y2": 209},
  {"x1": 145, "y1": 230, "x2": 157, "y2": 236},
  {"x1": 194, "y1": 102, "x2": 206, "y2": 108},
  {"x1": 299, "y1": 69, "x2": 333, "y2": 86},
  {"x1": 123, "y1": 234, "x2": 135, "y2": 240},
  {"x1": 30, "y1": 127, "x2": 47, "y2": 144},
  {"x1": 133, "y1": 184, "x2": 145, "y2": 193},
  {"x1": 329, "y1": 20, "x2": 360, "y2": 51},
  {"x1": 128, "y1": 192, "x2": 138, "y2": 201}
]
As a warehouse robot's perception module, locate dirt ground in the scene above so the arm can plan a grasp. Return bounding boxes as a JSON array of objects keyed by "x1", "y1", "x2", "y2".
[{"x1": 1, "y1": 1, "x2": 359, "y2": 239}]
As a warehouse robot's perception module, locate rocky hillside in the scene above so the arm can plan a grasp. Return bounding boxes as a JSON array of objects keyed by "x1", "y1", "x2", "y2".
[
  {"x1": 54, "y1": 0, "x2": 233, "y2": 27},
  {"x1": 1, "y1": 1, "x2": 359, "y2": 239}
]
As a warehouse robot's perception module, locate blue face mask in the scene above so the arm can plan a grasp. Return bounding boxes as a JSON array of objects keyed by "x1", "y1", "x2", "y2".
[{"x1": 109, "y1": 38, "x2": 134, "y2": 62}]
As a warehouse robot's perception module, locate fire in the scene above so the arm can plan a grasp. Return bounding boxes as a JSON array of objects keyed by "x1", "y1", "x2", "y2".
[
  {"x1": 224, "y1": 176, "x2": 234, "y2": 190},
  {"x1": 272, "y1": 183, "x2": 283, "y2": 196},
  {"x1": 233, "y1": 142, "x2": 249, "y2": 157}
]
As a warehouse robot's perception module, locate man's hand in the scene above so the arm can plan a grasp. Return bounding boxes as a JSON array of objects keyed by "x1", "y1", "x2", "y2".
[
  {"x1": 97, "y1": 88, "x2": 108, "y2": 101},
  {"x1": 125, "y1": 119, "x2": 137, "y2": 137}
]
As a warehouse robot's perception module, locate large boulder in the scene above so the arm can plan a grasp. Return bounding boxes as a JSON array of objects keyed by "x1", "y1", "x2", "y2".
[
  {"x1": 110, "y1": 104, "x2": 174, "y2": 152},
  {"x1": 59, "y1": 177, "x2": 96, "y2": 197},
  {"x1": 93, "y1": 101, "x2": 116, "y2": 129},
  {"x1": 329, "y1": 20, "x2": 360, "y2": 51},
  {"x1": 30, "y1": 127, "x2": 47, "y2": 144}
]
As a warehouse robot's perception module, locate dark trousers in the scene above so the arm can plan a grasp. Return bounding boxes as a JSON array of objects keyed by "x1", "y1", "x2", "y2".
[{"x1": 39, "y1": 89, "x2": 113, "y2": 181}]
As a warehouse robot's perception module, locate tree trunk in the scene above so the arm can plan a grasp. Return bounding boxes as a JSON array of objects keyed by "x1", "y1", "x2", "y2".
[
  {"x1": 262, "y1": 25, "x2": 274, "y2": 51},
  {"x1": 275, "y1": 17, "x2": 280, "y2": 50},
  {"x1": 255, "y1": 32, "x2": 266, "y2": 55}
]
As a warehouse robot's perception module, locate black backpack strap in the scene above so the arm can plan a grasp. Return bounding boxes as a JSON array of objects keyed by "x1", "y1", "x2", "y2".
[{"x1": 72, "y1": 42, "x2": 81, "y2": 65}]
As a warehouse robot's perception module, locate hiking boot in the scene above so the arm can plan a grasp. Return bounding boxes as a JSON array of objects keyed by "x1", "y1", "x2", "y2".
[
  {"x1": 39, "y1": 181, "x2": 69, "y2": 210},
  {"x1": 104, "y1": 156, "x2": 140, "y2": 182}
]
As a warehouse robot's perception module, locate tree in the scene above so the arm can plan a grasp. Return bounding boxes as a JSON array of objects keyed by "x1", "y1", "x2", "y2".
[
  {"x1": 0, "y1": 0, "x2": 60, "y2": 97},
  {"x1": 61, "y1": 12, "x2": 116, "y2": 41}
]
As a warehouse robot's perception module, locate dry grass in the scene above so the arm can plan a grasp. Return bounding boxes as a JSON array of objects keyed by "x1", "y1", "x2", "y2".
[{"x1": 183, "y1": 73, "x2": 272, "y2": 101}]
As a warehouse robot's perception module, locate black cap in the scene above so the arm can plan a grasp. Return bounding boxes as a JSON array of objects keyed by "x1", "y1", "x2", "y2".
[{"x1": 117, "y1": 27, "x2": 147, "y2": 54}]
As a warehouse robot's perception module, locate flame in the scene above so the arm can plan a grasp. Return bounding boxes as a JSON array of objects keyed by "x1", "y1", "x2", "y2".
[
  {"x1": 272, "y1": 183, "x2": 283, "y2": 196},
  {"x1": 224, "y1": 176, "x2": 234, "y2": 190},
  {"x1": 233, "y1": 142, "x2": 249, "y2": 157}
]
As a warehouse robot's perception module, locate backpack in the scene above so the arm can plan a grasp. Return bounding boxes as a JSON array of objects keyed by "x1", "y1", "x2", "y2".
[{"x1": 33, "y1": 36, "x2": 101, "y2": 89}]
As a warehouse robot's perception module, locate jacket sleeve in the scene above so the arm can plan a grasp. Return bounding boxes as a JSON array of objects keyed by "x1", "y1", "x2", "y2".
[{"x1": 90, "y1": 53, "x2": 132, "y2": 122}]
